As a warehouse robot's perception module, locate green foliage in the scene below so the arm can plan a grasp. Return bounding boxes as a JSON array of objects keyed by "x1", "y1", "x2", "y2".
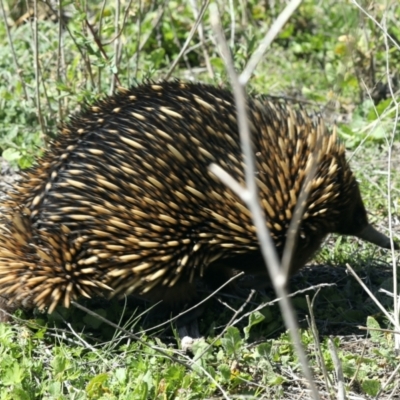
[
  {"x1": 1, "y1": 0, "x2": 399, "y2": 167},
  {"x1": 1, "y1": 0, "x2": 399, "y2": 398}
]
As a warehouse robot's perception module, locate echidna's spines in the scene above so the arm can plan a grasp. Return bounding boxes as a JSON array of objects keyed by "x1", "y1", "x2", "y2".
[{"x1": 0, "y1": 80, "x2": 389, "y2": 315}]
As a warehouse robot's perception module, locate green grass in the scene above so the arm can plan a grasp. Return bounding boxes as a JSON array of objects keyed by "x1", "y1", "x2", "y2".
[{"x1": 1, "y1": 0, "x2": 400, "y2": 398}]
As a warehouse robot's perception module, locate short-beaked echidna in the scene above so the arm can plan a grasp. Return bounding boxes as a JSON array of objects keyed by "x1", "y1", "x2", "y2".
[{"x1": 0, "y1": 80, "x2": 395, "y2": 316}]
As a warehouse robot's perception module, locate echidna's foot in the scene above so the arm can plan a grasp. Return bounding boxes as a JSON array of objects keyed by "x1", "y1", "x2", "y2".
[
  {"x1": 177, "y1": 317, "x2": 200, "y2": 339},
  {"x1": 0, "y1": 296, "x2": 19, "y2": 323}
]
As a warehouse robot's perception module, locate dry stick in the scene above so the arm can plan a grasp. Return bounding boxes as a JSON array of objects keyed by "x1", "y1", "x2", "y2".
[
  {"x1": 239, "y1": 0, "x2": 303, "y2": 85},
  {"x1": 80, "y1": 1, "x2": 95, "y2": 88},
  {"x1": 72, "y1": 302, "x2": 231, "y2": 400},
  {"x1": 61, "y1": 16, "x2": 94, "y2": 89},
  {"x1": 101, "y1": 0, "x2": 134, "y2": 46},
  {"x1": 209, "y1": 4, "x2": 320, "y2": 400},
  {"x1": 138, "y1": 0, "x2": 169, "y2": 53},
  {"x1": 242, "y1": 0, "x2": 318, "y2": 278},
  {"x1": 32, "y1": 0, "x2": 46, "y2": 138},
  {"x1": 65, "y1": 321, "x2": 100, "y2": 354},
  {"x1": 306, "y1": 293, "x2": 334, "y2": 400},
  {"x1": 358, "y1": 326, "x2": 400, "y2": 335},
  {"x1": 351, "y1": 0, "x2": 400, "y2": 53},
  {"x1": 97, "y1": 0, "x2": 108, "y2": 90},
  {"x1": 346, "y1": 264, "x2": 397, "y2": 327},
  {"x1": 328, "y1": 338, "x2": 347, "y2": 400},
  {"x1": 231, "y1": 283, "x2": 336, "y2": 329},
  {"x1": 374, "y1": 361, "x2": 400, "y2": 400},
  {"x1": 348, "y1": 339, "x2": 367, "y2": 389},
  {"x1": 164, "y1": 0, "x2": 210, "y2": 80},
  {"x1": 228, "y1": 0, "x2": 235, "y2": 47},
  {"x1": 382, "y1": 13, "x2": 400, "y2": 352},
  {"x1": 83, "y1": 19, "x2": 121, "y2": 88},
  {"x1": 167, "y1": 8, "x2": 193, "y2": 73},
  {"x1": 0, "y1": 0, "x2": 28, "y2": 100},
  {"x1": 138, "y1": 271, "x2": 244, "y2": 335},
  {"x1": 56, "y1": 0, "x2": 64, "y2": 121},
  {"x1": 188, "y1": 0, "x2": 214, "y2": 79},
  {"x1": 111, "y1": 0, "x2": 121, "y2": 93},
  {"x1": 71, "y1": 301, "x2": 189, "y2": 368},
  {"x1": 388, "y1": 382, "x2": 400, "y2": 400},
  {"x1": 134, "y1": 0, "x2": 142, "y2": 80},
  {"x1": 193, "y1": 290, "x2": 256, "y2": 365}
]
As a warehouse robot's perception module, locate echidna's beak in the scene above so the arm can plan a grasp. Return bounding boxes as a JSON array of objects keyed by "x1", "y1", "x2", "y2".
[{"x1": 356, "y1": 224, "x2": 399, "y2": 250}]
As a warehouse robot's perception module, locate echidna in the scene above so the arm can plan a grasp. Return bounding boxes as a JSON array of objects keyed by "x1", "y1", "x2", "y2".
[{"x1": 0, "y1": 80, "x2": 395, "y2": 318}]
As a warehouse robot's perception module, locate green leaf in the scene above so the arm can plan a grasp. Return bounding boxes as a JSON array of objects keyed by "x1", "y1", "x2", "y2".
[
  {"x1": 218, "y1": 364, "x2": 231, "y2": 382},
  {"x1": 2, "y1": 148, "x2": 21, "y2": 162},
  {"x1": 51, "y1": 354, "x2": 68, "y2": 376},
  {"x1": 244, "y1": 311, "x2": 265, "y2": 340},
  {"x1": 221, "y1": 327, "x2": 242, "y2": 356},
  {"x1": 256, "y1": 342, "x2": 272, "y2": 358},
  {"x1": 2, "y1": 362, "x2": 24, "y2": 385},
  {"x1": 361, "y1": 379, "x2": 380, "y2": 396},
  {"x1": 366, "y1": 316, "x2": 383, "y2": 343},
  {"x1": 86, "y1": 372, "x2": 109, "y2": 397},
  {"x1": 268, "y1": 374, "x2": 285, "y2": 386}
]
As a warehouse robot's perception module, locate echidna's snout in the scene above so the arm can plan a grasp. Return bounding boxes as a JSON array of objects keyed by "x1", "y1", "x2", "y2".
[
  {"x1": 356, "y1": 224, "x2": 399, "y2": 250},
  {"x1": 334, "y1": 183, "x2": 397, "y2": 250}
]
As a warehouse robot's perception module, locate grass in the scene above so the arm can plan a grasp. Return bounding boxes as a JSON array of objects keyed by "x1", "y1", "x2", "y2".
[{"x1": 0, "y1": 0, "x2": 400, "y2": 398}]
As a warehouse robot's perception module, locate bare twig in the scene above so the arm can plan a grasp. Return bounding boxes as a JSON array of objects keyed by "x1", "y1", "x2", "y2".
[
  {"x1": 348, "y1": 340, "x2": 367, "y2": 388},
  {"x1": 56, "y1": 0, "x2": 65, "y2": 120},
  {"x1": 328, "y1": 338, "x2": 347, "y2": 400},
  {"x1": 134, "y1": 0, "x2": 142, "y2": 79},
  {"x1": 111, "y1": 0, "x2": 122, "y2": 92},
  {"x1": 209, "y1": 3, "x2": 320, "y2": 399},
  {"x1": 138, "y1": 271, "x2": 244, "y2": 335},
  {"x1": 0, "y1": 0, "x2": 28, "y2": 100},
  {"x1": 193, "y1": 289, "x2": 256, "y2": 364},
  {"x1": 357, "y1": 326, "x2": 400, "y2": 335},
  {"x1": 188, "y1": 0, "x2": 214, "y2": 79},
  {"x1": 71, "y1": 300, "x2": 189, "y2": 368},
  {"x1": 164, "y1": 0, "x2": 210, "y2": 80},
  {"x1": 102, "y1": 0, "x2": 134, "y2": 46},
  {"x1": 374, "y1": 356, "x2": 400, "y2": 399},
  {"x1": 32, "y1": 0, "x2": 46, "y2": 137},
  {"x1": 351, "y1": 0, "x2": 400, "y2": 53},
  {"x1": 239, "y1": 0, "x2": 303, "y2": 85},
  {"x1": 97, "y1": 0, "x2": 107, "y2": 90},
  {"x1": 346, "y1": 264, "x2": 397, "y2": 327},
  {"x1": 83, "y1": 19, "x2": 121, "y2": 88},
  {"x1": 382, "y1": 11, "x2": 400, "y2": 352},
  {"x1": 306, "y1": 293, "x2": 334, "y2": 399},
  {"x1": 231, "y1": 283, "x2": 336, "y2": 328},
  {"x1": 138, "y1": 0, "x2": 170, "y2": 53}
]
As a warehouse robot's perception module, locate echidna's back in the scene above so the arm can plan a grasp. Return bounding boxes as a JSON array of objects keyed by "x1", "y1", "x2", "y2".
[{"x1": 0, "y1": 81, "x2": 370, "y2": 313}]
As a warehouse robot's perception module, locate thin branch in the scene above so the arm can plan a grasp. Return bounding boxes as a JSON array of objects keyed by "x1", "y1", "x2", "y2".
[
  {"x1": 0, "y1": 0, "x2": 28, "y2": 100},
  {"x1": 164, "y1": 0, "x2": 210, "y2": 80},
  {"x1": 33, "y1": 0, "x2": 46, "y2": 137},
  {"x1": 239, "y1": 0, "x2": 303, "y2": 85},
  {"x1": 188, "y1": 0, "x2": 214, "y2": 79},
  {"x1": 346, "y1": 264, "x2": 397, "y2": 327},
  {"x1": 138, "y1": 0, "x2": 170, "y2": 53},
  {"x1": 209, "y1": 4, "x2": 320, "y2": 399},
  {"x1": 382, "y1": 10, "x2": 400, "y2": 352},
  {"x1": 328, "y1": 338, "x2": 347, "y2": 400},
  {"x1": 71, "y1": 301, "x2": 190, "y2": 369},
  {"x1": 134, "y1": 0, "x2": 142, "y2": 79}
]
